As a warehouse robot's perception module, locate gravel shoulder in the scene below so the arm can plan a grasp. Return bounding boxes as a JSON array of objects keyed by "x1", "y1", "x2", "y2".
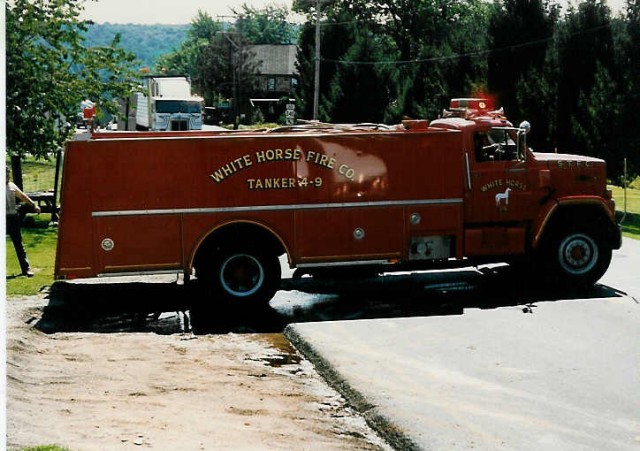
[{"x1": 6, "y1": 295, "x2": 389, "y2": 451}]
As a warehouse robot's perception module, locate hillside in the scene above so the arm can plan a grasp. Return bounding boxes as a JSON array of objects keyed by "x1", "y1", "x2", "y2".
[{"x1": 83, "y1": 23, "x2": 189, "y2": 69}]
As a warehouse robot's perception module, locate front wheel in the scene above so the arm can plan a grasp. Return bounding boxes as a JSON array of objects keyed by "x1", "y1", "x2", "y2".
[
  {"x1": 544, "y1": 229, "x2": 612, "y2": 287},
  {"x1": 197, "y1": 247, "x2": 281, "y2": 307}
]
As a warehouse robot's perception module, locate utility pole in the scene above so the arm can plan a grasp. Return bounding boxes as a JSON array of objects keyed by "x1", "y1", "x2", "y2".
[
  {"x1": 313, "y1": 0, "x2": 321, "y2": 120},
  {"x1": 220, "y1": 32, "x2": 241, "y2": 129}
]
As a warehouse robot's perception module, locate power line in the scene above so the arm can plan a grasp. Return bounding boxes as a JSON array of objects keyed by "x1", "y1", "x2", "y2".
[
  {"x1": 320, "y1": 19, "x2": 363, "y2": 27},
  {"x1": 318, "y1": 23, "x2": 613, "y2": 66}
]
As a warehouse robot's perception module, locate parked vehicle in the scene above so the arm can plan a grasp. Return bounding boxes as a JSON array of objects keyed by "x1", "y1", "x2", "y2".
[
  {"x1": 56, "y1": 98, "x2": 621, "y2": 309},
  {"x1": 135, "y1": 75, "x2": 203, "y2": 131}
]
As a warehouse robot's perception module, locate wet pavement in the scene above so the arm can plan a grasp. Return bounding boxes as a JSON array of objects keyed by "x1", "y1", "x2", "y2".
[{"x1": 38, "y1": 263, "x2": 620, "y2": 336}]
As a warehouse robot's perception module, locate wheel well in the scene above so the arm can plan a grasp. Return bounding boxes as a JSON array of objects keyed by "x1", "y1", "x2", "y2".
[
  {"x1": 537, "y1": 204, "x2": 613, "y2": 247},
  {"x1": 192, "y1": 222, "x2": 287, "y2": 271}
]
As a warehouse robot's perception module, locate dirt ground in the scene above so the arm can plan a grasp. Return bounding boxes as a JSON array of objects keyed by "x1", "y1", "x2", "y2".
[{"x1": 6, "y1": 295, "x2": 390, "y2": 451}]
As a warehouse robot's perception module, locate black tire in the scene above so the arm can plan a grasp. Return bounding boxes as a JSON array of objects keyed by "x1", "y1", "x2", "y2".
[
  {"x1": 544, "y1": 228, "x2": 612, "y2": 287},
  {"x1": 197, "y1": 246, "x2": 281, "y2": 307}
]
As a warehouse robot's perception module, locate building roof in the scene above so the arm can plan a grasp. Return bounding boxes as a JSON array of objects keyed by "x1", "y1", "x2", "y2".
[{"x1": 249, "y1": 45, "x2": 298, "y2": 76}]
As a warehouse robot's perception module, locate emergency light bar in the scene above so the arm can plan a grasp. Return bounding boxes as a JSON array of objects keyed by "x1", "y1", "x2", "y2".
[
  {"x1": 449, "y1": 98, "x2": 494, "y2": 111},
  {"x1": 443, "y1": 97, "x2": 506, "y2": 121}
]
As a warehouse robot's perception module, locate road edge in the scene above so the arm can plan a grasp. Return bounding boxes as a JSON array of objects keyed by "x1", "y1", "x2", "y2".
[{"x1": 284, "y1": 324, "x2": 420, "y2": 451}]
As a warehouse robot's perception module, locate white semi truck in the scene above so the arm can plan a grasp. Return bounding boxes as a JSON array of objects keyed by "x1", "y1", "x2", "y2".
[{"x1": 136, "y1": 75, "x2": 203, "y2": 131}]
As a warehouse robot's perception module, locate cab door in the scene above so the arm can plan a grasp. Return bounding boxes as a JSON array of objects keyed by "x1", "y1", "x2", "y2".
[
  {"x1": 464, "y1": 128, "x2": 538, "y2": 256},
  {"x1": 466, "y1": 128, "x2": 537, "y2": 225}
]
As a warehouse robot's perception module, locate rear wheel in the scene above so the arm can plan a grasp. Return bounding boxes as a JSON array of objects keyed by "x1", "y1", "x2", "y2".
[{"x1": 197, "y1": 246, "x2": 281, "y2": 307}]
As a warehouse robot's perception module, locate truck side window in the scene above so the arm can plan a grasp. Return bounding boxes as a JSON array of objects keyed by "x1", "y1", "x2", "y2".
[
  {"x1": 474, "y1": 132, "x2": 495, "y2": 162},
  {"x1": 490, "y1": 128, "x2": 520, "y2": 161},
  {"x1": 475, "y1": 129, "x2": 520, "y2": 163}
]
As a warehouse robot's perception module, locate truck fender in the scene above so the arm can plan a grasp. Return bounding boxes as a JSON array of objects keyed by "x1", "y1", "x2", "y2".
[
  {"x1": 531, "y1": 197, "x2": 617, "y2": 250},
  {"x1": 188, "y1": 219, "x2": 290, "y2": 273}
]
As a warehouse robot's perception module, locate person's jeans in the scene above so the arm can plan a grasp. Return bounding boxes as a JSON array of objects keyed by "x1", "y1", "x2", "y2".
[{"x1": 6, "y1": 214, "x2": 30, "y2": 274}]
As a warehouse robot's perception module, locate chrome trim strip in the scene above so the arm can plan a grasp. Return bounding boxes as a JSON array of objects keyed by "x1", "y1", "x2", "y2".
[
  {"x1": 465, "y1": 152, "x2": 472, "y2": 191},
  {"x1": 97, "y1": 269, "x2": 181, "y2": 278},
  {"x1": 92, "y1": 198, "x2": 463, "y2": 218},
  {"x1": 296, "y1": 259, "x2": 391, "y2": 269}
]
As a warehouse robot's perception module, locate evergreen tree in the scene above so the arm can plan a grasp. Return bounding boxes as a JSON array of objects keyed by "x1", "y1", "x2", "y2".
[
  {"x1": 323, "y1": 26, "x2": 395, "y2": 123},
  {"x1": 488, "y1": 0, "x2": 558, "y2": 121},
  {"x1": 294, "y1": 0, "x2": 490, "y2": 122},
  {"x1": 571, "y1": 62, "x2": 619, "y2": 161},
  {"x1": 555, "y1": 0, "x2": 614, "y2": 154},
  {"x1": 617, "y1": 0, "x2": 640, "y2": 178},
  {"x1": 294, "y1": 22, "x2": 317, "y2": 119}
]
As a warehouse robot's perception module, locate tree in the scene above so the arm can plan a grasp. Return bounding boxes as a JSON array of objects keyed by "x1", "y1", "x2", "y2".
[
  {"x1": 195, "y1": 31, "x2": 259, "y2": 118},
  {"x1": 488, "y1": 0, "x2": 558, "y2": 121},
  {"x1": 296, "y1": 0, "x2": 381, "y2": 120},
  {"x1": 616, "y1": 0, "x2": 640, "y2": 178},
  {"x1": 555, "y1": 0, "x2": 615, "y2": 154},
  {"x1": 294, "y1": 0, "x2": 491, "y2": 122},
  {"x1": 233, "y1": 4, "x2": 297, "y2": 45},
  {"x1": 6, "y1": 0, "x2": 139, "y2": 165},
  {"x1": 571, "y1": 62, "x2": 619, "y2": 160},
  {"x1": 157, "y1": 6, "x2": 296, "y2": 123},
  {"x1": 322, "y1": 23, "x2": 396, "y2": 123},
  {"x1": 155, "y1": 11, "x2": 225, "y2": 104}
]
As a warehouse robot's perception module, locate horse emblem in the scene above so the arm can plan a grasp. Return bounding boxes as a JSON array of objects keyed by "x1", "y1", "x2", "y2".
[{"x1": 495, "y1": 187, "x2": 511, "y2": 208}]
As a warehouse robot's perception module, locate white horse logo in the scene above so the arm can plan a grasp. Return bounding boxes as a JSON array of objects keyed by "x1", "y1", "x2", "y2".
[{"x1": 495, "y1": 187, "x2": 511, "y2": 207}]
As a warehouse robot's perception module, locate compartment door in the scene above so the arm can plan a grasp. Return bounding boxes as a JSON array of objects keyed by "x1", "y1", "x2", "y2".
[
  {"x1": 94, "y1": 215, "x2": 183, "y2": 274},
  {"x1": 295, "y1": 206, "x2": 403, "y2": 264}
]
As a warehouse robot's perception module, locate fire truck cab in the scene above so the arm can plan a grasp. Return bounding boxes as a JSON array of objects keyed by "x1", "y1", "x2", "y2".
[
  {"x1": 55, "y1": 98, "x2": 621, "y2": 308},
  {"x1": 430, "y1": 98, "x2": 620, "y2": 281}
]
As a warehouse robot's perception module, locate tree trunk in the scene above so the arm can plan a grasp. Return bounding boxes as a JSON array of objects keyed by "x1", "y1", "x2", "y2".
[{"x1": 10, "y1": 155, "x2": 23, "y2": 190}]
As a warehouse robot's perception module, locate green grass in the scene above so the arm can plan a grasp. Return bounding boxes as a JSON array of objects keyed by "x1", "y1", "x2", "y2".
[
  {"x1": 13, "y1": 155, "x2": 59, "y2": 192},
  {"x1": 6, "y1": 216, "x2": 57, "y2": 297},
  {"x1": 5, "y1": 157, "x2": 59, "y2": 297},
  {"x1": 610, "y1": 185, "x2": 640, "y2": 239},
  {"x1": 20, "y1": 446, "x2": 71, "y2": 451},
  {"x1": 611, "y1": 184, "x2": 640, "y2": 212}
]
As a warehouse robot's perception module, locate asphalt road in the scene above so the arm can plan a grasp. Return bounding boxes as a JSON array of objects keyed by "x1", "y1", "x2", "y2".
[{"x1": 286, "y1": 238, "x2": 640, "y2": 450}]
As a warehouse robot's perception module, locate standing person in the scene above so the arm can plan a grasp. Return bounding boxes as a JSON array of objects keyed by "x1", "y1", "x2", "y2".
[{"x1": 6, "y1": 166, "x2": 40, "y2": 277}]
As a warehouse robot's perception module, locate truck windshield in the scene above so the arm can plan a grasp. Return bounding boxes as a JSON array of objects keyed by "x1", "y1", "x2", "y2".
[
  {"x1": 155, "y1": 100, "x2": 202, "y2": 114},
  {"x1": 474, "y1": 127, "x2": 521, "y2": 162}
]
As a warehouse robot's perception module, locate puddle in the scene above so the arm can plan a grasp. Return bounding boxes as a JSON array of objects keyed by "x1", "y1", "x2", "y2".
[{"x1": 259, "y1": 333, "x2": 302, "y2": 367}]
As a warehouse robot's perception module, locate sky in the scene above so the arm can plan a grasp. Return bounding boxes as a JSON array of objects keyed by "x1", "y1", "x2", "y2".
[
  {"x1": 80, "y1": 0, "x2": 627, "y2": 25},
  {"x1": 80, "y1": 0, "x2": 296, "y2": 24}
]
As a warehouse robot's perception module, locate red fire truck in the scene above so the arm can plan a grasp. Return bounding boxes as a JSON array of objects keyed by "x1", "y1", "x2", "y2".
[{"x1": 55, "y1": 99, "x2": 621, "y2": 306}]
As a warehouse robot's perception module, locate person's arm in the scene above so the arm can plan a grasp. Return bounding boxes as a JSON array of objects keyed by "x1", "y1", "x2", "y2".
[{"x1": 11, "y1": 183, "x2": 41, "y2": 214}]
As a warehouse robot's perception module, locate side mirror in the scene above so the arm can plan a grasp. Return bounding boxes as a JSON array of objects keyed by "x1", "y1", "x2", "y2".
[
  {"x1": 516, "y1": 121, "x2": 531, "y2": 161},
  {"x1": 517, "y1": 130, "x2": 527, "y2": 161}
]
